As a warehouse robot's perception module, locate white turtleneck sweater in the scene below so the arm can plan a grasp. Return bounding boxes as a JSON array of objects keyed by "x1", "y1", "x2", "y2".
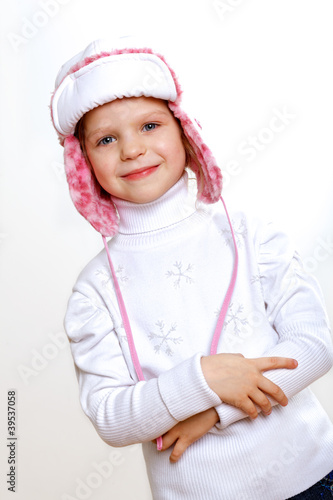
[{"x1": 65, "y1": 174, "x2": 333, "y2": 500}]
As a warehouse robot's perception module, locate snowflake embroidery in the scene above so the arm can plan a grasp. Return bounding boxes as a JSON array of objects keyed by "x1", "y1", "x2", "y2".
[
  {"x1": 222, "y1": 302, "x2": 249, "y2": 335},
  {"x1": 250, "y1": 273, "x2": 265, "y2": 298},
  {"x1": 115, "y1": 265, "x2": 129, "y2": 284},
  {"x1": 95, "y1": 265, "x2": 128, "y2": 288},
  {"x1": 250, "y1": 274, "x2": 263, "y2": 285},
  {"x1": 148, "y1": 321, "x2": 183, "y2": 356},
  {"x1": 220, "y1": 218, "x2": 247, "y2": 248},
  {"x1": 95, "y1": 267, "x2": 111, "y2": 287},
  {"x1": 166, "y1": 261, "x2": 194, "y2": 288},
  {"x1": 283, "y1": 258, "x2": 304, "y2": 293}
]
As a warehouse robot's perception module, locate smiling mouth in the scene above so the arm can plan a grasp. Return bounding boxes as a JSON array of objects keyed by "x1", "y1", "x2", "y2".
[{"x1": 122, "y1": 165, "x2": 159, "y2": 180}]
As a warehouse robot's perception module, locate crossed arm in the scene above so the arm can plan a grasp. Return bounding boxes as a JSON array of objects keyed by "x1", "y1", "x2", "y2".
[{"x1": 156, "y1": 354, "x2": 298, "y2": 462}]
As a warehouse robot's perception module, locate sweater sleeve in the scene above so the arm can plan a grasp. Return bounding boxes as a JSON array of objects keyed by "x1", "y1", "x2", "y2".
[
  {"x1": 215, "y1": 221, "x2": 333, "y2": 430},
  {"x1": 64, "y1": 291, "x2": 221, "y2": 447}
]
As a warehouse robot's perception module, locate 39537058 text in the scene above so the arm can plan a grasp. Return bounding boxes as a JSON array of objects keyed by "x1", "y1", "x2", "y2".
[{"x1": 7, "y1": 390, "x2": 17, "y2": 492}]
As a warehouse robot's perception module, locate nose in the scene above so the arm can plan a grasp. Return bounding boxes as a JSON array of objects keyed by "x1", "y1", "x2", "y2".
[{"x1": 120, "y1": 133, "x2": 146, "y2": 161}]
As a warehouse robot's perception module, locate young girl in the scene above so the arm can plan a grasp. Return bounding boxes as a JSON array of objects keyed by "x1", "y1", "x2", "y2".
[{"x1": 51, "y1": 37, "x2": 333, "y2": 499}]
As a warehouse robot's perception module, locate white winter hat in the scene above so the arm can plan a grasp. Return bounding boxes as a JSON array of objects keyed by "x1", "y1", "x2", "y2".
[{"x1": 50, "y1": 37, "x2": 223, "y2": 236}]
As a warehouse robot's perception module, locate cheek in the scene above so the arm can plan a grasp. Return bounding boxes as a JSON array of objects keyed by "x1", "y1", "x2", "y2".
[
  {"x1": 87, "y1": 150, "x2": 115, "y2": 177},
  {"x1": 172, "y1": 139, "x2": 187, "y2": 167},
  {"x1": 161, "y1": 132, "x2": 186, "y2": 165}
]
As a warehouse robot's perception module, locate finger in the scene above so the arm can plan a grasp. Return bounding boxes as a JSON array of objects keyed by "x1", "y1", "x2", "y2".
[
  {"x1": 258, "y1": 378, "x2": 288, "y2": 406},
  {"x1": 169, "y1": 438, "x2": 191, "y2": 463},
  {"x1": 235, "y1": 397, "x2": 259, "y2": 419},
  {"x1": 251, "y1": 357, "x2": 298, "y2": 372},
  {"x1": 159, "y1": 429, "x2": 179, "y2": 451},
  {"x1": 248, "y1": 388, "x2": 272, "y2": 415}
]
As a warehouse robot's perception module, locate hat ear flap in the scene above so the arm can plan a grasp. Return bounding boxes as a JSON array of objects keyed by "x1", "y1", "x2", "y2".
[
  {"x1": 63, "y1": 135, "x2": 119, "y2": 237},
  {"x1": 168, "y1": 102, "x2": 222, "y2": 204}
]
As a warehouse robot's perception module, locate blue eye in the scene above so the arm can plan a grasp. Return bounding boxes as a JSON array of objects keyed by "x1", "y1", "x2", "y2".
[
  {"x1": 143, "y1": 123, "x2": 158, "y2": 132},
  {"x1": 99, "y1": 136, "x2": 115, "y2": 146}
]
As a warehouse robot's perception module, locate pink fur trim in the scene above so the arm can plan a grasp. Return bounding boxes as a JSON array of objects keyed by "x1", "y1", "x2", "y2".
[
  {"x1": 168, "y1": 101, "x2": 222, "y2": 203},
  {"x1": 64, "y1": 135, "x2": 119, "y2": 236}
]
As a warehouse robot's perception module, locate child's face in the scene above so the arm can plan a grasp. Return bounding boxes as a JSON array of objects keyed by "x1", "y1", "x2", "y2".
[{"x1": 84, "y1": 96, "x2": 186, "y2": 204}]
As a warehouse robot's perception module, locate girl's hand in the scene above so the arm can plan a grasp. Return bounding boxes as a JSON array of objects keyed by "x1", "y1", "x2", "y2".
[
  {"x1": 201, "y1": 354, "x2": 298, "y2": 419},
  {"x1": 157, "y1": 408, "x2": 219, "y2": 463}
]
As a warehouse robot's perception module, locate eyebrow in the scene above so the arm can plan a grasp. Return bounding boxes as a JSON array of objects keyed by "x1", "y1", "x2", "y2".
[
  {"x1": 86, "y1": 110, "x2": 170, "y2": 141},
  {"x1": 139, "y1": 110, "x2": 170, "y2": 120},
  {"x1": 86, "y1": 127, "x2": 110, "y2": 141}
]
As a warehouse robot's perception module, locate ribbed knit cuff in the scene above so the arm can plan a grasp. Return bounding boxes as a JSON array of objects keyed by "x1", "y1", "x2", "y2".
[
  {"x1": 158, "y1": 353, "x2": 221, "y2": 422},
  {"x1": 214, "y1": 403, "x2": 247, "y2": 430}
]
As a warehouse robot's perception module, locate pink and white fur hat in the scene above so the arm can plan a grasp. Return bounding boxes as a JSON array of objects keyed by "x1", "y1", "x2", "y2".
[{"x1": 51, "y1": 37, "x2": 223, "y2": 237}]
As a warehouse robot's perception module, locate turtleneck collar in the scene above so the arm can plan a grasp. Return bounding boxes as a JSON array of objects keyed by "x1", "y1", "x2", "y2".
[{"x1": 112, "y1": 173, "x2": 197, "y2": 235}]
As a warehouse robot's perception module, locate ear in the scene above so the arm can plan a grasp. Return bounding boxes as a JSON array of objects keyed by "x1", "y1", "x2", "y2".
[{"x1": 63, "y1": 135, "x2": 119, "y2": 236}]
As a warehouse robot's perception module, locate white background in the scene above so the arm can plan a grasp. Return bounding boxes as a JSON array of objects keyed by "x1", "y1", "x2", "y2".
[{"x1": 1, "y1": 1, "x2": 333, "y2": 499}]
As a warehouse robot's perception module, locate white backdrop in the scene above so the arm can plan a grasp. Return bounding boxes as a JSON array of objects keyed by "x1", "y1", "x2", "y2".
[{"x1": 1, "y1": 1, "x2": 333, "y2": 499}]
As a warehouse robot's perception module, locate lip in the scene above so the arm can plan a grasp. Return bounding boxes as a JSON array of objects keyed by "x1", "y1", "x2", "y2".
[{"x1": 121, "y1": 165, "x2": 159, "y2": 181}]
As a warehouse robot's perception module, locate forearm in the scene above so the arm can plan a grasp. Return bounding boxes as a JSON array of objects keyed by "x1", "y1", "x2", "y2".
[
  {"x1": 215, "y1": 319, "x2": 333, "y2": 430},
  {"x1": 66, "y1": 292, "x2": 221, "y2": 447},
  {"x1": 158, "y1": 408, "x2": 220, "y2": 462},
  {"x1": 79, "y1": 353, "x2": 221, "y2": 447}
]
